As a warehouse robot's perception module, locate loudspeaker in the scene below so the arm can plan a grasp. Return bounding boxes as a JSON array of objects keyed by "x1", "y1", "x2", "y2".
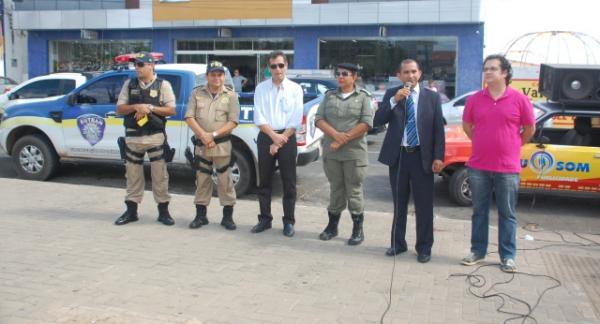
[{"x1": 539, "y1": 64, "x2": 600, "y2": 106}]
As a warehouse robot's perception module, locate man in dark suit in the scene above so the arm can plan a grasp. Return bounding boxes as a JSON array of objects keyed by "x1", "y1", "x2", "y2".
[{"x1": 374, "y1": 59, "x2": 445, "y2": 263}]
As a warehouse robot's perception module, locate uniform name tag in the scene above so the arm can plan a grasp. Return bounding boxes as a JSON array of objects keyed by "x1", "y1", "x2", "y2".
[{"x1": 131, "y1": 89, "x2": 140, "y2": 95}]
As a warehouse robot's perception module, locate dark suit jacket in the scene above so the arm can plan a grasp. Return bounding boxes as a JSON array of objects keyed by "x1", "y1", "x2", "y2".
[{"x1": 374, "y1": 85, "x2": 445, "y2": 173}]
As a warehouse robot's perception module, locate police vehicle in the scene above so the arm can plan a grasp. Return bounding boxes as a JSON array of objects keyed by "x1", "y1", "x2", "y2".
[{"x1": 0, "y1": 64, "x2": 323, "y2": 196}]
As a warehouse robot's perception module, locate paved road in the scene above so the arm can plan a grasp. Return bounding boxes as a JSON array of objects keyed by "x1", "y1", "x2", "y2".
[
  {"x1": 1, "y1": 131, "x2": 599, "y2": 234},
  {"x1": 1, "y1": 179, "x2": 599, "y2": 323}
]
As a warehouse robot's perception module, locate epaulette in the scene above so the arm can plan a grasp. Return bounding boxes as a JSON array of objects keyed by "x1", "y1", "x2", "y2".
[
  {"x1": 325, "y1": 89, "x2": 337, "y2": 97},
  {"x1": 359, "y1": 88, "x2": 372, "y2": 97}
]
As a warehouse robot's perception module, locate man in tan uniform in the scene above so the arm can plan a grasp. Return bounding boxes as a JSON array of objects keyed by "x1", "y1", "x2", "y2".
[
  {"x1": 114, "y1": 52, "x2": 177, "y2": 226},
  {"x1": 185, "y1": 61, "x2": 240, "y2": 230}
]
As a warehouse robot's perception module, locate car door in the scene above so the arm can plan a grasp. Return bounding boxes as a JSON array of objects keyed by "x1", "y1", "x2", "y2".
[
  {"x1": 520, "y1": 115, "x2": 600, "y2": 193},
  {"x1": 62, "y1": 74, "x2": 128, "y2": 159},
  {"x1": 155, "y1": 72, "x2": 185, "y2": 162}
]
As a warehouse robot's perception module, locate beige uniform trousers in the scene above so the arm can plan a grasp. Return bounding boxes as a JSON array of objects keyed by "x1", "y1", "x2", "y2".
[
  {"x1": 125, "y1": 132, "x2": 171, "y2": 204},
  {"x1": 194, "y1": 147, "x2": 236, "y2": 206}
]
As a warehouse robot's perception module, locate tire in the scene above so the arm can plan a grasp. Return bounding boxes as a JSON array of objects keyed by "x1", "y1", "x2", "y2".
[
  {"x1": 449, "y1": 167, "x2": 472, "y2": 206},
  {"x1": 210, "y1": 146, "x2": 254, "y2": 198},
  {"x1": 11, "y1": 134, "x2": 59, "y2": 181}
]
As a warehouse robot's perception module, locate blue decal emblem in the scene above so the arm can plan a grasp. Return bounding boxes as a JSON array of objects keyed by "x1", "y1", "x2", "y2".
[
  {"x1": 529, "y1": 151, "x2": 554, "y2": 175},
  {"x1": 77, "y1": 114, "x2": 105, "y2": 146}
]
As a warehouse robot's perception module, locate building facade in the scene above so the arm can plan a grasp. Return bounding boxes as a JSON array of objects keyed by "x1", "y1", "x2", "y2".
[{"x1": 9, "y1": 0, "x2": 484, "y2": 96}]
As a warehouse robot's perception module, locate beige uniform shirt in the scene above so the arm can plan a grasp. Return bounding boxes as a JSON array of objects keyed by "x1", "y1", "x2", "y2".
[
  {"x1": 185, "y1": 86, "x2": 240, "y2": 157},
  {"x1": 315, "y1": 87, "x2": 374, "y2": 163}
]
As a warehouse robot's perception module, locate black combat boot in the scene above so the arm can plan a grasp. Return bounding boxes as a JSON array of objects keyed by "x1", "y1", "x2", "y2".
[
  {"x1": 347, "y1": 213, "x2": 364, "y2": 246},
  {"x1": 157, "y1": 202, "x2": 175, "y2": 226},
  {"x1": 115, "y1": 200, "x2": 139, "y2": 225},
  {"x1": 189, "y1": 204, "x2": 208, "y2": 229},
  {"x1": 220, "y1": 205, "x2": 236, "y2": 230},
  {"x1": 319, "y1": 211, "x2": 341, "y2": 241}
]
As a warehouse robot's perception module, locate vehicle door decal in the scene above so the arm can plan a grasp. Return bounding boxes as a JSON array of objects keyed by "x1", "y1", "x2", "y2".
[{"x1": 77, "y1": 113, "x2": 105, "y2": 146}]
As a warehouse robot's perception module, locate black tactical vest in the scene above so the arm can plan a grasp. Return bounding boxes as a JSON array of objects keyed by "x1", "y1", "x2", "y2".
[{"x1": 124, "y1": 78, "x2": 166, "y2": 130}]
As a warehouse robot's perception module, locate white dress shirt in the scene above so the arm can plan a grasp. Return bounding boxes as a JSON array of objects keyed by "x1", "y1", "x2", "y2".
[
  {"x1": 253, "y1": 77, "x2": 304, "y2": 131},
  {"x1": 389, "y1": 84, "x2": 420, "y2": 146}
]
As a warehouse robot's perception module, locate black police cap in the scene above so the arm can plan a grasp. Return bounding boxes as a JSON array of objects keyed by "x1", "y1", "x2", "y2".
[{"x1": 336, "y1": 63, "x2": 359, "y2": 73}]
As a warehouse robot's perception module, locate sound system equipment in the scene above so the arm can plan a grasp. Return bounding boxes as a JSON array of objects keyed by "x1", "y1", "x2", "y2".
[{"x1": 539, "y1": 64, "x2": 600, "y2": 106}]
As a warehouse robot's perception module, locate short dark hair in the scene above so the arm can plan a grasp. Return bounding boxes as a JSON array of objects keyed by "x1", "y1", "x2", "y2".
[
  {"x1": 398, "y1": 59, "x2": 421, "y2": 72},
  {"x1": 267, "y1": 50, "x2": 287, "y2": 64},
  {"x1": 484, "y1": 54, "x2": 512, "y2": 85}
]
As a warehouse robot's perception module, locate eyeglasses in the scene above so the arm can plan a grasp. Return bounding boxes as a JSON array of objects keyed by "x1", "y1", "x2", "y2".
[
  {"x1": 135, "y1": 62, "x2": 146, "y2": 68},
  {"x1": 269, "y1": 63, "x2": 285, "y2": 70},
  {"x1": 334, "y1": 71, "x2": 352, "y2": 77},
  {"x1": 483, "y1": 67, "x2": 501, "y2": 72}
]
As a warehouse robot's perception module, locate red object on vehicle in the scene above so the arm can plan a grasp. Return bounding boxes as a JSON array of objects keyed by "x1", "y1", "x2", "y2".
[{"x1": 113, "y1": 52, "x2": 164, "y2": 63}]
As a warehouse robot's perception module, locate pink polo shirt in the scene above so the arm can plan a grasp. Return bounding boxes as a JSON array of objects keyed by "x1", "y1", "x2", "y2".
[{"x1": 462, "y1": 86, "x2": 535, "y2": 173}]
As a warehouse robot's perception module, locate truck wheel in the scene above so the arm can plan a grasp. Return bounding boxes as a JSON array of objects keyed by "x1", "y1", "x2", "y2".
[
  {"x1": 12, "y1": 135, "x2": 59, "y2": 181},
  {"x1": 211, "y1": 146, "x2": 254, "y2": 197},
  {"x1": 449, "y1": 167, "x2": 472, "y2": 206}
]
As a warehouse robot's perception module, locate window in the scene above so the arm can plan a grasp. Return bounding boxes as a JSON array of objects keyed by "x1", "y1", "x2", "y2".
[
  {"x1": 50, "y1": 40, "x2": 151, "y2": 73},
  {"x1": 13, "y1": 80, "x2": 63, "y2": 99},
  {"x1": 319, "y1": 37, "x2": 458, "y2": 97},
  {"x1": 157, "y1": 74, "x2": 182, "y2": 102},
  {"x1": 77, "y1": 76, "x2": 127, "y2": 105}
]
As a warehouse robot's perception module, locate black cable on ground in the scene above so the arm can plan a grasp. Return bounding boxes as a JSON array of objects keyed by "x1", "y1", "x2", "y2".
[{"x1": 450, "y1": 263, "x2": 561, "y2": 324}]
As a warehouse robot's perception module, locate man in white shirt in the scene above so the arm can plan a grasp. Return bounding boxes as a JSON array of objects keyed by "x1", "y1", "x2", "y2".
[{"x1": 252, "y1": 51, "x2": 304, "y2": 237}]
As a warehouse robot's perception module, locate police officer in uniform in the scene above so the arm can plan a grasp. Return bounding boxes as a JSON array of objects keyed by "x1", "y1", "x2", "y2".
[
  {"x1": 185, "y1": 61, "x2": 240, "y2": 230},
  {"x1": 315, "y1": 63, "x2": 373, "y2": 245},
  {"x1": 114, "y1": 52, "x2": 177, "y2": 226}
]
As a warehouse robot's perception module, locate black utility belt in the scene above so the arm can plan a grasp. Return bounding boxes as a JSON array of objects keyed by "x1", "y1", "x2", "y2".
[
  {"x1": 191, "y1": 135, "x2": 231, "y2": 147},
  {"x1": 126, "y1": 129, "x2": 164, "y2": 137},
  {"x1": 400, "y1": 146, "x2": 420, "y2": 153}
]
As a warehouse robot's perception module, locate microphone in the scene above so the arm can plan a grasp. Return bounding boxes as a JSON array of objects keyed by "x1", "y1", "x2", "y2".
[{"x1": 404, "y1": 82, "x2": 412, "y2": 90}]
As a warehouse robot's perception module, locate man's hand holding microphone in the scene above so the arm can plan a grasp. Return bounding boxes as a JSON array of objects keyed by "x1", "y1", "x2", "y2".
[{"x1": 394, "y1": 81, "x2": 412, "y2": 103}]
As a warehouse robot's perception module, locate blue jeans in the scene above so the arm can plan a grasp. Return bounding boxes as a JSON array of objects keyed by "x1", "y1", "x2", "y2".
[{"x1": 468, "y1": 168, "x2": 519, "y2": 260}]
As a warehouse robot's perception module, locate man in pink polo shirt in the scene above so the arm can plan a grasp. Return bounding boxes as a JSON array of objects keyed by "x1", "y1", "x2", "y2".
[{"x1": 460, "y1": 54, "x2": 536, "y2": 273}]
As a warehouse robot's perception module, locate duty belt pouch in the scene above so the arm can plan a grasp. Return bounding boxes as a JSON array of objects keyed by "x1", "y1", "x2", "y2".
[
  {"x1": 117, "y1": 136, "x2": 127, "y2": 161},
  {"x1": 163, "y1": 140, "x2": 175, "y2": 163}
]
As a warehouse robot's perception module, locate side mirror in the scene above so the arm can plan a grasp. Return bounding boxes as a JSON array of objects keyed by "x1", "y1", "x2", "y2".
[
  {"x1": 535, "y1": 135, "x2": 550, "y2": 148},
  {"x1": 539, "y1": 136, "x2": 550, "y2": 144},
  {"x1": 67, "y1": 94, "x2": 77, "y2": 105}
]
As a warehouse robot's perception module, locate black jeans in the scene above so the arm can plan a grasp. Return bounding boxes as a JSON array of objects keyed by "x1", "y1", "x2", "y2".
[{"x1": 257, "y1": 131, "x2": 297, "y2": 225}]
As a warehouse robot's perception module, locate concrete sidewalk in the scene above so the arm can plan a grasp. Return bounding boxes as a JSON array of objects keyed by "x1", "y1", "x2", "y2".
[{"x1": 0, "y1": 178, "x2": 599, "y2": 324}]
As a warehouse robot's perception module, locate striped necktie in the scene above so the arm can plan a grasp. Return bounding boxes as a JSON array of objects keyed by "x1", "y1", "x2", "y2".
[{"x1": 405, "y1": 91, "x2": 419, "y2": 147}]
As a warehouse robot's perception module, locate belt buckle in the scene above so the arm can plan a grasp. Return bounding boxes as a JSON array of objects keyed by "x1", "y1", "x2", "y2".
[{"x1": 403, "y1": 146, "x2": 417, "y2": 152}]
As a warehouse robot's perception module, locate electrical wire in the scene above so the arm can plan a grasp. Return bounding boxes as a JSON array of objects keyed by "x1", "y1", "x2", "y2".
[{"x1": 450, "y1": 263, "x2": 562, "y2": 324}]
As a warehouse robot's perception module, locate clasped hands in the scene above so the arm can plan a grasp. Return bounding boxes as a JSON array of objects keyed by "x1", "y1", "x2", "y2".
[
  {"x1": 199, "y1": 131, "x2": 216, "y2": 149},
  {"x1": 330, "y1": 131, "x2": 350, "y2": 152},
  {"x1": 133, "y1": 104, "x2": 152, "y2": 121},
  {"x1": 269, "y1": 133, "x2": 289, "y2": 156}
]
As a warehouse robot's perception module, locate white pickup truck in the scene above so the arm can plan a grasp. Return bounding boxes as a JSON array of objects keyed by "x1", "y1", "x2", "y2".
[{"x1": 0, "y1": 64, "x2": 323, "y2": 196}]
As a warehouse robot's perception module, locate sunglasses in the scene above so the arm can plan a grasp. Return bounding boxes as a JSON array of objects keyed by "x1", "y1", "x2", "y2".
[
  {"x1": 335, "y1": 71, "x2": 352, "y2": 77},
  {"x1": 269, "y1": 63, "x2": 286, "y2": 70},
  {"x1": 135, "y1": 62, "x2": 146, "y2": 68}
]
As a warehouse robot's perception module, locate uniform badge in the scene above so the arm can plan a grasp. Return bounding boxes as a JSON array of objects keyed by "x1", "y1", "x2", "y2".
[
  {"x1": 221, "y1": 97, "x2": 229, "y2": 104},
  {"x1": 149, "y1": 89, "x2": 158, "y2": 98},
  {"x1": 77, "y1": 114, "x2": 105, "y2": 146}
]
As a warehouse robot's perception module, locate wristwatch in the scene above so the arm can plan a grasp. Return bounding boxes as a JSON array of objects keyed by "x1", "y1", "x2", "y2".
[
  {"x1": 147, "y1": 104, "x2": 155, "y2": 111},
  {"x1": 212, "y1": 131, "x2": 218, "y2": 138}
]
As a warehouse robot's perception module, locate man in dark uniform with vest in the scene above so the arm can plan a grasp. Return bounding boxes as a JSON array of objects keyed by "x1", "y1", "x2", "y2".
[{"x1": 114, "y1": 52, "x2": 177, "y2": 226}]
